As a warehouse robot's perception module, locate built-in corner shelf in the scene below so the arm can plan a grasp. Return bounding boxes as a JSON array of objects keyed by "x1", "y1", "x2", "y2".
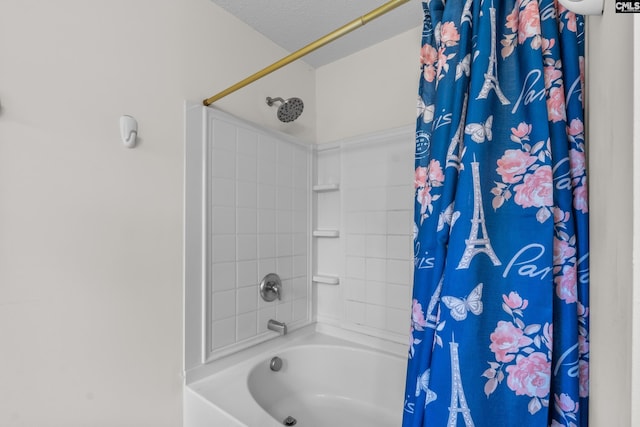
[
  {"x1": 312, "y1": 275, "x2": 340, "y2": 285},
  {"x1": 312, "y1": 183, "x2": 340, "y2": 192},
  {"x1": 312, "y1": 229, "x2": 340, "y2": 238}
]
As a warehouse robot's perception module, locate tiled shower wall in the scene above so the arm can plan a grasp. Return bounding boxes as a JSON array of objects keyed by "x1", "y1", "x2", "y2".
[
  {"x1": 315, "y1": 128, "x2": 415, "y2": 344},
  {"x1": 206, "y1": 112, "x2": 312, "y2": 360}
]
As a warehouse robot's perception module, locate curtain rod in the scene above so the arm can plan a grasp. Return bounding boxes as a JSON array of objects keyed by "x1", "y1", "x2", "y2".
[{"x1": 203, "y1": 0, "x2": 411, "y2": 106}]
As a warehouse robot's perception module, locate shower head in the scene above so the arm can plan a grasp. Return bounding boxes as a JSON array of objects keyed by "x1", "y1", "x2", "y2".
[{"x1": 266, "y1": 96, "x2": 304, "y2": 123}]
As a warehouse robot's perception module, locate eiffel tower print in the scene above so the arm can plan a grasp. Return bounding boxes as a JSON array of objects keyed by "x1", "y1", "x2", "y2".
[
  {"x1": 446, "y1": 93, "x2": 468, "y2": 171},
  {"x1": 447, "y1": 337, "x2": 475, "y2": 427},
  {"x1": 476, "y1": 3, "x2": 510, "y2": 106},
  {"x1": 457, "y1": 160, "x2": 501, "y2": 269}
]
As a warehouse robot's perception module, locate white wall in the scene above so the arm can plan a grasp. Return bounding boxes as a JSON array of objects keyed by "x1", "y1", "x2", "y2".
[
  {"x1": 0, "y1": 1, "x2": 314, "y2": 425},
  {"x1": 587, "y1": 7, "x2": 634, "y2": 426}
]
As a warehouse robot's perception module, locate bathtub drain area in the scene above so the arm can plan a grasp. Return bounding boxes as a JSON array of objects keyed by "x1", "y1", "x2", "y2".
[{"x1": 283, "y1": 415, "x2": 297, "y2": 426}]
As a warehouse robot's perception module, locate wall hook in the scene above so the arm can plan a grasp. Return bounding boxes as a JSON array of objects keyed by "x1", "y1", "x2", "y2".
[{"x1": 120, "y1": 115, "x2": 138, "y2": 148}]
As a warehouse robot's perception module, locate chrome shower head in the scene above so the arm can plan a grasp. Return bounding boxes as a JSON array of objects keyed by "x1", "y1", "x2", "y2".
[{"x1": 266, "y1": 96, "x2": 304, "y2": 123}]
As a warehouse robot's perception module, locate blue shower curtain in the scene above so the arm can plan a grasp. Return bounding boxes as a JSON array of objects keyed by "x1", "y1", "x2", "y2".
[{"x1": 404, "y1": 1, "x2": 588, "y2": 426}]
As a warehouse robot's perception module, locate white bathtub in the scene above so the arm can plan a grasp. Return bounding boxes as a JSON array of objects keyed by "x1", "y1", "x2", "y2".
[{"x1": 184, "y1": 325, "x2": 407, "y2": 427}]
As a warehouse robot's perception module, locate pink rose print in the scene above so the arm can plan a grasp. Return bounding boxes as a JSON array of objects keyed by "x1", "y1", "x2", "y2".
[
  {"x1": 415, "y1": 166, "x2": 427, "y2": 189},
  {"x1": 555, "y1": 393, "x2": 578, "y2": 413},
  {"x1": 567, "y1": 119, "x2": 584, "y2": 137},
  {"x1": 511, "y1": 122, "x2": 532, "y2": 141},
  {"x1": 518, "y1": 1, "x2": 541, "y2": 45},
  {"x1": 503, "y1": 292, "x2": 529, "y2": 310},
  {"x1": 506, "y1": 352, "x2": 551, "y2": 399},
  {"x1": 553, "y1": 237, "x2": 576, "y2": 266},
  {"x1": 412, "y1": 299, "x2": 428, "y2": 330},
  {"x1": 497, "y1": 149, "x2": 537, "y2": 184},
  {"x1": 415, "y1": 160, "x2": 444, "y2": 221},
  {"x1": 578, "y1": 360, "x2": 589, "y2": 398},
  {"x1": 544, "y1": 65, "x2": 563, "y2": 90},
  {"x1": 514, "y1": 166, "x2": 553, "y2": 209},
  {"x1": 555, "y1": 265, "x2": 578, "y2": 303},
  {"x1": 569, "y1": 148, "x2": 586, "y2": 178},
  {"x1": 440, "y1": 22, "x2": 460, "y2": 47},
  {"x1": 573, "y1": 184, "x2": 588, "y2": 214},
  {"x1": 490, "y1": 321, "x2": 533, "y2": 363},
  {"x1": 420, "y1": 44, "x2": 438, "y2": 83},
  {"x1": 547, "y1": 86, "x2": 567, "y2": 123},
  {"x1": 506, "y1": 6, "x2": 518, "y2": 32}
]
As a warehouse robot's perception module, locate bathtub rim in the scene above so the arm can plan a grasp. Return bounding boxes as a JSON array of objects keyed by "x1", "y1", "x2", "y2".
[{"x1": 185, "y1": 322, "x2": 408, "y2": 385}]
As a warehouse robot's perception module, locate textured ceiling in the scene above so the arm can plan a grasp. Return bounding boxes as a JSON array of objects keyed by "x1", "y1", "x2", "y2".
[{"x1": 209, "y1": 0, "x2": 423, "y2": 68}]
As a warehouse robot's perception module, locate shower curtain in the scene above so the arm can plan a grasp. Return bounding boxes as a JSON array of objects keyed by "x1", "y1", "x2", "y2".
[{"x1": 404, "y1": 1, "x2": 588, "y2": 426}]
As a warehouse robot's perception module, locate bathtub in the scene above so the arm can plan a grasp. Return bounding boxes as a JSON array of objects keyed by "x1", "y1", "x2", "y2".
[{"x1": 184, "y1": 325, "x2": 407, "y2": 427}]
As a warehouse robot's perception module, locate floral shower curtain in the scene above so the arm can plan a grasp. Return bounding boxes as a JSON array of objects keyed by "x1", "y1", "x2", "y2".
[{"x1": 404, "y1": 0, "x2": 588, "y2": 426}]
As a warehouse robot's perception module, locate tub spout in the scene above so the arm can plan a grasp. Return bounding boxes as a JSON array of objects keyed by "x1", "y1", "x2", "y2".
[{"x1": 267, "y1": 319, "x2": 287, "y2": 335}]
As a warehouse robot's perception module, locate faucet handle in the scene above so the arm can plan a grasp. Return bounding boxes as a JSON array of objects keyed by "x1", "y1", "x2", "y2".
[{"x1": 260, "y1": 273, "x2": 282, "y2": 302}]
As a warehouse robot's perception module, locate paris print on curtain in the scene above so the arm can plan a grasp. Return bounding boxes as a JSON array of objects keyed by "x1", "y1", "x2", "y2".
[{"x1": 404, "y1": 0, "x2": 588, "y2": 426}]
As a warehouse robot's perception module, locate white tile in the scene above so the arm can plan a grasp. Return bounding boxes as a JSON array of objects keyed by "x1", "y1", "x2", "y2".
[
  {"x1": 292, "y1": 297, "x2": 308, "y2": 322},
  {"x1": 387, "y1": 185, "x2": 413, "y2": 211},
  {"x1": 276, "y1": 301, "x2": 293, "y2": 323},
  {"x1": 386, "y1": 283, "x2": 412, "y2": 309},
  {"x1": 276, "y1": 210, "x2": 293, "y2": 234},
  {"x1": 237, "y1": 181, "x2": 257, "y2": 208},
  {"x1": 237, "y1": 128, "x2": 258, "y2": 156},
  {"x1": 292, "y1": 276, "x2": 308, "y2": 300},
  {"x1": 293, "y1": 161, "x2": 308, "y2": 189},
  {"x1": 237, "y1": 154, "x2": 257, "y2": 184},
  {"x1": 387, "y1": 235, "x2": 412, "y2": 260},
  {"x1": 387, "y1": 210, "x2": 412, "y2": 235},
  {"x1": 212, "y1": 120, "x2": 236, "y2": 151},
  {"x1": 365, "y1": 258, "x2": 386, "y2": 282},
  {"x1": 346, "y1": 212, "x2": 367, "y2": 234},
  {"x1": 276, "y1": 256, "x2": 294, "y2": 280},
  {"x1": 211, "y1": 317, "x2": 236, "y2": 350},
  {"x1": 258, "y1": 233, "x2": 276, "y2": 259},
  {"x1": 292, "y1": 255, "x2": 308, "y2": 278},
  {"x1": 365, "y1": 235, "x2": 387, "y2": 259},
  {"x1": 257, "y1": 135, "x2": 277, "y2": 166},
  {"x1": 386, "y1": 307, "x2": 410, "y2": 335},
  {"x1": 277, "y1": 163, "x2": 293, "y2": 188},
  {"x1": 346, "y1": 234, "x2": 366, "y2": 256},
  {"x1": 211, "y1": 178, "x2": 235, "y2": 207},
  {"x1": 236, "y1": 234, "x2": 257, "y2": 261},
  {"x1": 345, "y1": 278, "x2": 366, "y2": 302},
  {"x1": 365, "y1": 304, "x2": 386, "y2": 330},
  {"x1": 292, "y1": 211, "x2": 308, "y2": 234},
  {"x1": 237, "y1": 208, "x2": 257, "y2": 234},
  {"x1": 237, "y1": 311, "x2": 258, "y2": 341},
  {"x1": 236, "y1": 260, "x2": 258, "y2": 287},
  {"x1": 344, "y1": 300, "x2": 366, "y2": 325},
  {"x1": 346, "y1": 256, "x2": 365, "y2": 279},
  {"x1": 293, "y1": 188, "x2": 307, "y2": 212},
  {"x1": 387, "y1": 259, "x2": 414, "y2": 286},
  {"x1": 293, "y1": 233, "x2": 308, "y2": 256},
  {"x1": 211, "y1": 262, "x2": 235, "y2": 292},
  {"x1": 366, "y1": 281, "x2": 387, "y2": 306},
  {"x1": 258, "y1": 209, "x2": 276, "y2": 234},
  {"x1": 366, "y1": 211, "x2": 387, "y2": 234},
  {"x1": 257, "y1": 184, "x2": 277, "y2": 210},
  {"x1": 237, "y1": 286, "x2": 258, "y2": 314},
  {"x1": 362, "y1": 187, "x2": 387, "y2": 212},
  {"x1": 212, "y1": 206, "x2": 236, "y2": 234},
  {"x1": 277, "y1": 187, "x2": 293, "y2": 211},
  {"x1": 212, "y1": 289, "x2": 235, "y2": 320},
  {"x1": 277, "y1": 234, "x2": 293, "y2": 257},
  {"x1": 277, "y1": 140, "x2": 294, "y2": 165},
  {"x1": 211, "y1": 148, "x2": 236, "y2": 179},
  {"x1": 211, "y1": 235, "x2": 236, "y2": 263}
]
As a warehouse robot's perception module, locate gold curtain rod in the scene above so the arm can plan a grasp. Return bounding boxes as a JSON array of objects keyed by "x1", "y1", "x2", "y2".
[{"x1": 203, "y1": 0, "x2": 411, "y2": 106}]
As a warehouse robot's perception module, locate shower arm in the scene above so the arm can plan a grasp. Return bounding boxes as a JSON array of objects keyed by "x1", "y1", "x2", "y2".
[{"x1": 202, "y1": 0, "x2": 410, "y2": 106}]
